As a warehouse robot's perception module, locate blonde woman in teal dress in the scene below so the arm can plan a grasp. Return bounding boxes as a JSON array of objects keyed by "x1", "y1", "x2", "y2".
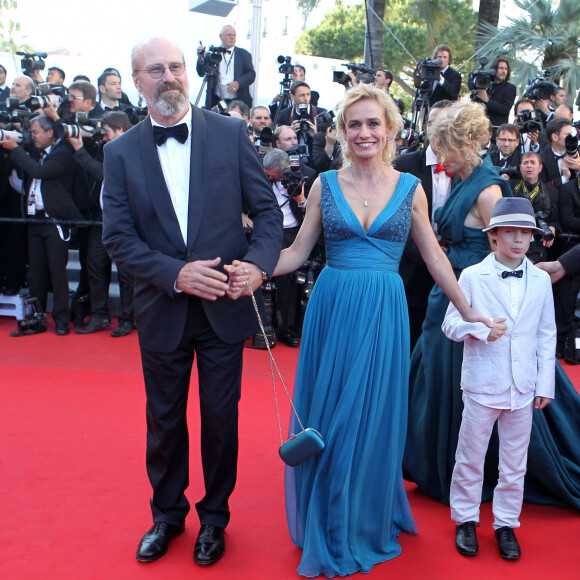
[{"x1": 269, "y1": 84, "x2": 492, "y2": 578}]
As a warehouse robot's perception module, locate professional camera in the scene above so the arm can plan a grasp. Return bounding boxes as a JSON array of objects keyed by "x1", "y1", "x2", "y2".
[
  {"x1": 294, "y1": 257, "x2": 323, "y2": 314},
  {"x1": 412, "y1": 58, "x2": 442, "y2": 91},
  {"x1": 333, "y1": 63, "x2": 376, "y2": 88},
  {"x1": 286, "y1": 143, "x2": 309, "y2": 164},
  {"x1": 499, "y1": 166, "x2": 520, "y2": 179},
  {"x1": 396, "y1": 127, "x2": 422, "y2": 154},
  {"x1": 17, "y1": 51, "x2": 47, "y2": 77},
  {"x1": 277, "y1": 55, "x2": 294, "y2": 76},
  {"x1": 28, "y1": 83, "x2": 73, "y2": 112},
  {"x1": 76, "y1": 112, "x2": 108, "y2": 142},
  {"x1": 315, "y1": 110, "x2": 335, "y2": 133},
  {"x1": 281, "y1": 153, "x2": 305, "y2": 198},
  {"x1": 123, "y1": 106, "x2": 149, "y2": 125},
  {"x1": 468, "y1": 57, "x2": 496, "y2": 99},
  {"x1": 565, "y1": 132, "x2": 579, "y2": 158},
  {"x1": 296, "y1": 103, "x2": 311, "y2": 132},
  {"x1": 259, "y1": 126, "x2": 273, "y2": 146},
  {"x1": 534, "y1": 211, "x2": 554, "y2": 242},
  {"x1": 515, "y1": 109, "x2": 542, "y2": 134},
  {"x1": 199, "y1": 45, "x2": 228, "y2": 76},
  {"x1": 523, "y1": 71, "x2": 557, "y2": 101}
]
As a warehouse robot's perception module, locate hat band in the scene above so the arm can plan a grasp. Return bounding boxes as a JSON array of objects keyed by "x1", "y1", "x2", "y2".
[{"x1": 488, "y1": 212, "x2": 536, "y2": 228}]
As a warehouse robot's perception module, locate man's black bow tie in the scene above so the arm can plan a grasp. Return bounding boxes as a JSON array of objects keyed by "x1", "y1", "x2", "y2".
[
  {"x1": 502, "y1": 270, "x2": 523, "y2": 279},
  {"x1": 225, "y1": 49, "x2": 232, "y2": 54},
  {"x1": 554, "y1": 152, "x2": 566, "y2": 160},
  {"x1": 152, "y1": 123, "x2": 189, "y2": 146}
]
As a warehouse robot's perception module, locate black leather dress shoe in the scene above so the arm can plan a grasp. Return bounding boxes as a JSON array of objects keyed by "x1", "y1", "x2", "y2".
[
  {"x1": 495, "y1": 526, "x2": 521, "y2": 560},
  {"x1": 455, "y1": 521, "x2": 478, "y2": 556},
  {"x1": 136, "y1": 522, "x2": 185, "y2": 562},
  {"x1": 111, "y1": 321, "x2": 134, "y2": 337},
  {"x1": 193, "y1": 525, "x2": 225, "y2": 565},
  {"x1": 55, "y1": 323, "x2": 70, "y2": 336},
  {"x1": 278, "y1": 333, "x2": 300, "y2": 347},
  {"x1": 75, "y1": 315, "x2": 111, "y2": 334}
]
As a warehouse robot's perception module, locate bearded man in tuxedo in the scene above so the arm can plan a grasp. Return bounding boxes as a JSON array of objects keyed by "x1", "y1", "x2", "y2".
[{"x1": 102, "y1": 37, "x2": 282, "y2": 567}]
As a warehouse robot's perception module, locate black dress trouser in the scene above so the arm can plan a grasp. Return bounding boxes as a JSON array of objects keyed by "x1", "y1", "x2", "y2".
[{"x1": 140, "y1": 296, "x2": 244, "y2": 528}]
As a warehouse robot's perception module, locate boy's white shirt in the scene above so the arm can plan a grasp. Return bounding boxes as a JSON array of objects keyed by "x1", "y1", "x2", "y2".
[{"x1": 442, "y1": 252, "x2": 556, "y2": 402}]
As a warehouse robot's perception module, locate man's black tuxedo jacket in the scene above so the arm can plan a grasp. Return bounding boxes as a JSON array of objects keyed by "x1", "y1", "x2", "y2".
[
  {"x1": 540, "y1": 148, "x2": 568, "y2": 189},
  {"x1": 102, "y1": 106, "x2": 283, "y2": 352},
  {"x1": 196, "y1": 47, "x2": 255, "y2": 109},
  {"x1": 484, "y1": 81, "x2": 517, "y2": 127},
  {"x1": 429, "y1": 67, "x2": 462, "y2": 106},
  {"x1": 488, "y1": 147, "x2": 521, "y2": 171},
  {"x1": 392, "y1": 148, "x2": 432, "y2": 279},
  {"x1": 9, "y1": 140, "x2": 82, "y2": 220}
]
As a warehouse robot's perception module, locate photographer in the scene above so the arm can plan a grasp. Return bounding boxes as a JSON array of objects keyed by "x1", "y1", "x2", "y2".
[
  {"x1": 47, "y1": 67, "x2": 66, "y2": 86},
  {"x1": 0, "y1": 114, "x2": 82, "y2": 335},
  {"x1": 535, "y1": 86, "x2": 566, "y2": 127},
  {"x1": 428, "y1": 44, "x2": 462, "y2": 106},
  {"x1": 374, "y1": 68, "x2": 393, "y2": 91},
  {"x1": 541, "y1": 118, "x2": 580, "y2": 188},
  {"x1": 513, "y1": 98, "x2": 547, "y2": 153},
  {"x1": 489, "y1": 123, "x2": 521, "y2": 178},
  {"x1": 311, "y1": 111, "x2": 341, "y2": 174},
  {"x1": 0, "y1": 65, "x2": 9, "y2": 103},
  {"x1": 196, "y1": 25, "x2": 255, "y2": 109},
  {"x1": 249, "y1": 106, "x2": 273, "y2": 156},
  {"x1": 556, "y1": 175, "x2": 580, "y2": 362},
  {"x1": 69, "y1": 110, "x2": 135, "y2": 337},
  {"x1": 474, "y1": 58, "x2": 516, "y2": 128},
  {"x1": 263, "y1": 148, "x2": 308, "y2": 347},
  {"x1": 97, "y1": 71, "x2": 127, "y2": 112},
  {"x1": 277, "y1": 81, "x2": 325, "y2": 157},
  {"x1": 292, "y1": 64, "x2": 320, "y2": 106},
  {"x1": 508, "y1": 152, "x2": 558, "y2": 262},
  {"x1": 6, "y1": 76, "x2": 35, "y2": 109}
]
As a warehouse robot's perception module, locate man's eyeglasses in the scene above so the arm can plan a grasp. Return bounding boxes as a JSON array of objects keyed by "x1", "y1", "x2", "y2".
[
  {"x1": 134, "y1": 63, "x2": 186, "y2": 79},
  {"x1": 71, "y1": 96, "x2": 86, "y2": 101},
  {"x1": 497, "y1": 138, "x2": 518, "y2": 143}
]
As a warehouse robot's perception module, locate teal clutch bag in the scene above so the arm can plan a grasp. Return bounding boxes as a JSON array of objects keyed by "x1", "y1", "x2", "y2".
[
  {"x1": 279, "y1": 428, "x2": 325, "y2": 466},
  {"x1": 246, "y1": 271, "x2": 325, "y2": 466}
]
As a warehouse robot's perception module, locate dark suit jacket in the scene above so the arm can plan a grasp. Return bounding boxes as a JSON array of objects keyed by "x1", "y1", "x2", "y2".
[
  {"x1": 484, "y1": 81, "x2": 517, "y2": 127},
  {"x1": 393, "y1": 148, "x2": 432, "y2": 280},
  {"x1": 196, "y1": 47, "x2": 255, "y2": 109},
  {"x1": 277, "y1": 105, "x2": 326, "y2": 155},
  {"x1": 311, "y1": 131, "x2": 341, "y2": 173},
  {"x1": 488, "y1": 147, "x2": 521, "y2": 172},
  {"x1": 540, "y1": 148, "x2": 566, "y2": 188},
  {"x1": 102, "y1": 106, "x2": 283, "y2": 352},
  {"x1": 9, "y1": 140, "x2": 82, "y2": 220},
  {"x1": 429, "y1": 67, "x2": 461, "y2": 106},
  {"x1": 559, "y1": 245, "x2": 580, "y2": 277},
  {"x1": 559, "y1": 180, "x2": 580, "y2": 234}
]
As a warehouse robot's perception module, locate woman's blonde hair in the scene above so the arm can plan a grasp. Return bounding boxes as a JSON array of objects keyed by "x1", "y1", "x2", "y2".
[
  {"x1": 428, "y1": 100, "x2": 490, "y2": 172},
  {"x1": 335, "y1": 83, "x2": 402, "y2": 167}
]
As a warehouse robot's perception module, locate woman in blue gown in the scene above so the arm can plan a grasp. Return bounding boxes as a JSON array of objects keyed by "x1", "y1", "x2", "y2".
[
  {"x1": 271, "y1": 85, "x2": 493, "y2": 578},
  {"x1": 403, "y1": 100, "x2": 580, "y2": 510}
]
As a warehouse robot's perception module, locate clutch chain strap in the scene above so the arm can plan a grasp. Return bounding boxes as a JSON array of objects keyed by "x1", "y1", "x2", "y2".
[{"x1": 244, "y1": 269, "x2": 305, "y2": 444}]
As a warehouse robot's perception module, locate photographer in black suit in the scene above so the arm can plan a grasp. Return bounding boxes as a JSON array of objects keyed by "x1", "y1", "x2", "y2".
[
  {"x1": 428, "y1": 44, "x2": 462, "y2": 107},
  {"x1": 488, "y1": 124, "x2": 521, "y2": 178},
  {"x1": 196, "y1": 25, "x2": 256, "y2": 109},
  {"x1": 0, "y1": 115, "x2": 82, "y2": 335},
  {"x1": 474, "y1": 58, "x2": 516, "y2": 128},
  {"x1": 263, "y1": 147, "x2": 312, "y2": 346},
  {"x1": 277, "y1": 81, "x2": 325, "y2": 157}
]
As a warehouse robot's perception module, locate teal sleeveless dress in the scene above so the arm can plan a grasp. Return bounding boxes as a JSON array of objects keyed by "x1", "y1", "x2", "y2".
[{"x1": 285, "y1": 170, "x2": 418, "y2": 578}]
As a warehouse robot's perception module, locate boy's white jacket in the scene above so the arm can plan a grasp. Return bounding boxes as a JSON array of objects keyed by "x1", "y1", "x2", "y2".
[{"x1": 442, "y1": 253, "x2": 556, "y2": 399}]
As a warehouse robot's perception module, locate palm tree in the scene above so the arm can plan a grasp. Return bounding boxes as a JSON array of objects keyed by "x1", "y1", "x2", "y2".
[
  {"x1": 477, "y1": 0, "x2": 580, "y2": 97},
  {"x1": 476, "y1": 0, "x2": 500, "y2": 48}
]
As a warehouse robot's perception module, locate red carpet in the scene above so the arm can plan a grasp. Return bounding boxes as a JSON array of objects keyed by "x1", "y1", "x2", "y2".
[{"x1": 1, "y1": 316, "x2": 578, "y2": 579}]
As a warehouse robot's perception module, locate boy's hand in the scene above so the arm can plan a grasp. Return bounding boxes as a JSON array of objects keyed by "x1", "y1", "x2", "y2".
[
  {"x1": 535, "y1": 397, "x2": 551, "y2": 410},
  {"x1": 487, "y1": 317, "x2": 507, "y2": 342}
]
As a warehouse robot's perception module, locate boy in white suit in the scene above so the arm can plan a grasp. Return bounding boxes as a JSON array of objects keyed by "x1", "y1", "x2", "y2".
[{"x1": 442, "y1": 197, "x2": 556, "y2": 561}]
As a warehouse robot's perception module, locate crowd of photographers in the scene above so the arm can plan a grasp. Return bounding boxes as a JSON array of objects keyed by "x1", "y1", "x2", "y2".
[{"x1": 0, "y1": 34, "x2": 579, "y2": 359}]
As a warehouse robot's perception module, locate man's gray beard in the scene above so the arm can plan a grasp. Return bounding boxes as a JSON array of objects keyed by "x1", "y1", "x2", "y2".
[{"x1": 149, "y1": 90, "x2": 188, "y2": 118}]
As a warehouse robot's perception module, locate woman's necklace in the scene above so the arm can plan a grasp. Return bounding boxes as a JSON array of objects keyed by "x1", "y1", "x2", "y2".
[{"x1": 350, "y1": 164, "x2": 386, "y2": 206}]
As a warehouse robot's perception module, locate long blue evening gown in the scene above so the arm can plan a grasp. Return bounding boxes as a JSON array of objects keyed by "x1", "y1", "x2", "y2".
[{"x1": 285, "y1": 170, "x2": 418, "y2": 578}]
